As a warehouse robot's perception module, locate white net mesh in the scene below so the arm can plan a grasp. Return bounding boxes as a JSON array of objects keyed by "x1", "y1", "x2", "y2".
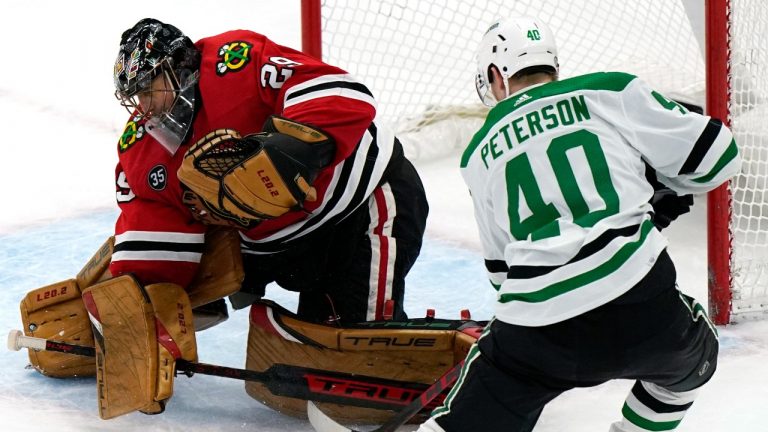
[
  {"x1": 729, "y1": 0, "x2": 768, "y2": 321},
  {"x1": 320, "y1": 0, "x2": 705, "y2": 161},
  {"x1": 317, "y1": 0, "x2": 768, "y2": 321}
]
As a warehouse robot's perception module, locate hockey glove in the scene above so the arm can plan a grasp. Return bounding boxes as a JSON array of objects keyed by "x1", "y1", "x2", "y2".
[
  {"x1": 645, "y1": 162, "x2": 694, "y2": 230},
  {"x1": 178, "y1": 117, "x2": 335, "y2": 224},
  {"x1": 650, "y1": 188, "x2": 694, "y2": 230}
]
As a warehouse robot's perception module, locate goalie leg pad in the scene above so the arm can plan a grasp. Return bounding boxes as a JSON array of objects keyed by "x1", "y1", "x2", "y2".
[
  {"x1": 244, "y1": 301, "x2": 482, "y2": 423},
  {"x1": 81, "y1": 276, "x2": 198, "y2": 419},
  {"x1": 19, "y1": 236, "x2": 114, "y2": 378},
  {"x1": 144, "y1": 282, "x2": 198, "y2": 402},
  {"x1": 82, "y1": 276, "x2": 158, "y2": 419},
  {"x1": 19, "y1": 232, "x2": 217, "y2": 384},
  {"x1": 186, "y1": 226, "x2": 244, "y2": 309},
  {"x1": 20, "y1": 279, "x2": 95, "y2": 377},
  {"x1": 75, "y1": 236, "x2": 114, "y2": 288}
]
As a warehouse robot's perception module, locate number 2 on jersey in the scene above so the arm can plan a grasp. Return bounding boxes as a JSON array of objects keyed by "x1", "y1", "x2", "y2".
[{"x1": 506, "y1": 129, "x2": 619, "y2": 241}]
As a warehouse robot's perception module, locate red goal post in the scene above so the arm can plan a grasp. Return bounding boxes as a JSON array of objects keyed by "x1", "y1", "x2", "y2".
[
  {"x1": 302, "y1": 0, "x2": 767, "y2": 325},
  {"x1": 706, "y1": 0, "x2": 732, "y2": 325}
]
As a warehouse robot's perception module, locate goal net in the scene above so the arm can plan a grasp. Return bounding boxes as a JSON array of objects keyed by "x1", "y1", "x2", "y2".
[
  {"x1": 727, "y1": 0, "x2": 768, "y2": 323},
  {"x1": 303, "y1": 0, "x2": 768, "y2": 324}
]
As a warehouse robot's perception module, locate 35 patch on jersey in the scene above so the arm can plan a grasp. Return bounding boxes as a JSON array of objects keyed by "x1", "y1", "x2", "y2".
[{"x1": 147, "y1": 164, "x2": 167, "y2": 191}]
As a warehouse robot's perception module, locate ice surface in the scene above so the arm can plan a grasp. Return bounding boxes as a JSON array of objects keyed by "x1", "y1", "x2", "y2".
[{"x1": 0, "y1": 1, "x2": 766, "y2": 431}]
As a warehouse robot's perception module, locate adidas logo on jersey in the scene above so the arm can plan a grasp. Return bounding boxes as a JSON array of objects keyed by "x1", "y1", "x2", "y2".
[{"x1": 514, "y1": 93, "x2": 532, "y2": 106}]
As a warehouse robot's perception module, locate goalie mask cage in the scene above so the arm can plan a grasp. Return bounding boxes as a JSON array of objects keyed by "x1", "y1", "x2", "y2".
[{"x1": 301, "y1": 0, "x2": 768, "y2": 325}]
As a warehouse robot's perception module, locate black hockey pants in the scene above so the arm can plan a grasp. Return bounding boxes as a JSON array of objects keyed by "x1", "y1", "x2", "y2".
[
  {"x1": 238, "y1": 140, "x2": 428, "y2": 324},
  {"x1": 428, "y1": 250, "x2": 718, "y2": 432}
]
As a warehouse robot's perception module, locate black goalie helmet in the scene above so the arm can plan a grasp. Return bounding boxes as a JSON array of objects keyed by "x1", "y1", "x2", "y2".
[{"x1": 113, "y1": 18, "x2": 201, "y2": 153}]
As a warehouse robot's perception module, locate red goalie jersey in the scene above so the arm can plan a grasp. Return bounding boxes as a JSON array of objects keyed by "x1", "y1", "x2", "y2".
[{"x1": 111, "y1": 30, "x2": 396, "y2": 288}]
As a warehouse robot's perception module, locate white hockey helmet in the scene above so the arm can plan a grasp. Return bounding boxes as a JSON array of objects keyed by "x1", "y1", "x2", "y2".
[{"x1": 475, "y1": 16, "x2": 559, "y2": 106}]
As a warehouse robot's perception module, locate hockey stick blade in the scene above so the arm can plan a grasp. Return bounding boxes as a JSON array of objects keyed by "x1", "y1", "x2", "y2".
[
  {"x1": 308, "y1": 402, "x2": 358, "y2": 432},
  {"x1": 8, "y1": 330, "x2": 440, "y2": 413},
  {"x1": 308, "y1": 359, "x2": 465, "y2": 432}
]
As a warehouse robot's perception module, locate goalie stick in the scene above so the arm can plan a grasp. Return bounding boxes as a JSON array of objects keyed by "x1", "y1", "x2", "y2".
[
  {"x1": 307, "y1": 359, "x2": 465, "y2": 432},
  {"x1": 7, "y1": 330, "x2": 442, "y2": 412}
]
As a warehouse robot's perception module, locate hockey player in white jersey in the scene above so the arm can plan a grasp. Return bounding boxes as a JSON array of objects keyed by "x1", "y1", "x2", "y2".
[{"x1": 417, "y1": 16, "x2": 740, "y2": 432}]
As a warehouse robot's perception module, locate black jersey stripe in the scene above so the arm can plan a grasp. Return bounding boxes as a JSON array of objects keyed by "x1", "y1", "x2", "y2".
[
  {"x1": 679, "y1": 119, "x2": 723, "y2": 175},
  {"x1": 485, "y1": 259, "x2": 508, "y2": 273},
  {"x1": 285, "y1": 81, "x2": 374, "y2": 102},
  {"x1": 335, "y1": 123, "x2": 380, "y2": 216},
  {"x1": 507, "y1": 224, "x2": 641, "y2": 279},
  {"x1": 114, "y1": 240, "x2": 204, "y2": 253},
  {"x1": 631, "y1": 381, "x2": 693, "y2": 413},
  {"x1": 288, "y1": 124, "x2": 379, "y2": 234}
]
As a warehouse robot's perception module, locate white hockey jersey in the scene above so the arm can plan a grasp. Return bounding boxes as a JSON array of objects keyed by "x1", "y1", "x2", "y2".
[{"x1": 460, "y1": 72, "x2": 741, "y2": 326}]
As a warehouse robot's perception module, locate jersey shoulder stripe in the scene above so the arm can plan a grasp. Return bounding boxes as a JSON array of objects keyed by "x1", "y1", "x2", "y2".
[
  {"x1": 283, "y1": 74, "x2": 376, "y2": 109},
  {"x1": 286, "y1": 79, "x2": 373, "y2": 101},
  {"x1": 461, "y1": 71, "x2": 637, "y2": 168}
]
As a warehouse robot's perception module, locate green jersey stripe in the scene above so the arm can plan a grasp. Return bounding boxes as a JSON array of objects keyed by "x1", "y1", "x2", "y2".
[
  {"x1": 430, "y1": 326, "x2": 489, "y2": 418},
  {"x1": 499, "y1": 220, "x2": 654, "y2": 304},
  {"x1": 692, "y1": 139, "x2": 739, "y2": 183},
  {"x1": 679, "y1": 119, "x2": 723, "y2": 175}
]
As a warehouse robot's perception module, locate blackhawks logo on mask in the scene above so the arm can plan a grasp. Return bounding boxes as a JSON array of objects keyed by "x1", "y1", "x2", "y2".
[{"x1": 216, "y1": 41, "x2": 252, "y2": 76}]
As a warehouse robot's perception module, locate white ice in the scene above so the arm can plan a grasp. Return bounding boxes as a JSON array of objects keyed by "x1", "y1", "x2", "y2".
[{"x1": 0, "y1": 1, "x2": 766, "y2": 431}]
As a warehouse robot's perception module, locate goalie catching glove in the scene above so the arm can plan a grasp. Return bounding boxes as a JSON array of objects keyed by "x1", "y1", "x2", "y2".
[{"x1": 178, "y1": 116, "x2": 335, "y2": 226}]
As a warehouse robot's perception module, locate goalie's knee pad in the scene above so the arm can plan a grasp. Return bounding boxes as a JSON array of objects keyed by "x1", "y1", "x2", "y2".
[
  {"x1": 144, "y1": 282, "x2": 198, "y2": 402},
  {"x1": 82, "y1": 276, "x2": 197, "y2": 419},
  {"x1": 186, "y1": 226, "x2": 244, "y2": 310}
]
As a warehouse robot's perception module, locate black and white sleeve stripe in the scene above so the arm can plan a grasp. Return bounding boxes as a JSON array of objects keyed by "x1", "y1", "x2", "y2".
[
  {"x1": 678, "y1": 118, "x2": 723, "y2": 175},
  {"x1": 112, "y1": 231, "x2": 205, "y2": 263},
  {"x1": 283, "y1": 74, "x2": 377, "y2": 110}
]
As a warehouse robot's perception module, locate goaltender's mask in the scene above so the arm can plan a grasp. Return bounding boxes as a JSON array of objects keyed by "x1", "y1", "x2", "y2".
[{"x1": 113, "y1": 18, "x2": 201, "y2": 154}]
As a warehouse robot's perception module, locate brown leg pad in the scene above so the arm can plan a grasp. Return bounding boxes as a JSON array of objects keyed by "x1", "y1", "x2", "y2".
[
  {"x1": 82, "y1": 276, "x2": 158, "y2": 419},
  {"x1": 244, "y1": 302, "x2": 480, "y2": 424},
  {"x1": 19, "y1": 279, "x2": 95, "y2": 377}
]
